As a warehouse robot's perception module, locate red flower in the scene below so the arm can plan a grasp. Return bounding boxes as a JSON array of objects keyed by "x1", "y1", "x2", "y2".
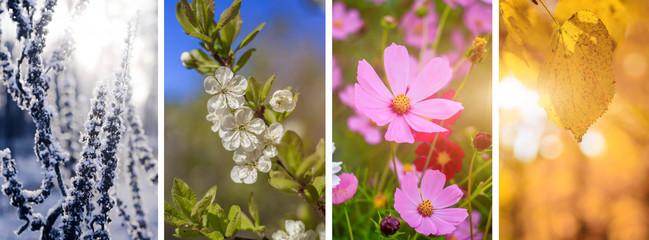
[
  {"x1": 414, "y1": 138, "x2": 464, "y2": 182},
  {"x1": 413, "y1": 90, "x2": 463, "y2": 142}
]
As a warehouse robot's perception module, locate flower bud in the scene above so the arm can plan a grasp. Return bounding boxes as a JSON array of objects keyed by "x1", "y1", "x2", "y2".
[
  {"x1": 473, "y1": 132, "x2": 492, "y2": 151},
  {"x1": 380, "y1": 216, "x2": 400, "y2": 236},
  {"x1": 381, "y1": 15, "x2": 396, "y2": 29},
  {"x1": 466, "y1": 36, "x2": 488, "y2": 64},
  {"x1": 415, "y1": 6, "x2": 428, "y2": 18},
  {"x1": 180, "y1": 51, "x2": 196, "y2": 68}
]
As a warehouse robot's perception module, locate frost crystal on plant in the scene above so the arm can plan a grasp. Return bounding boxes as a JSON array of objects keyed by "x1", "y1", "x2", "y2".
[
  {"x1": 230, "y1": 149, "x2": 272, "y2": 184},
  {"x1": 204, "y1": 66, "x2": 248, "y2": 110},
  {"x1": 269, "y1": 89, "x2": 296, "y2": 112},
  {"x1": 219, "y1": 106, "x2": 265, "y2": 152}
]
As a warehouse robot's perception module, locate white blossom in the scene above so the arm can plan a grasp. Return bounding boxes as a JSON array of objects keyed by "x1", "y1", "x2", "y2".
[
  {"x1": 272, "y1": 220, "x2": 316, "y2": 240},
  {"x1": 206, "y1": 96, "x2": 233, "y2": 133},
  {"x1": 180, "y1": 51, "x2": 191, "y2": 68},
  {"x1": 332, "y1": 161, "x2": 342, "y2": 188},
  {"x1": 259, "y1": 122, "x2": 284, "y2": 157},
  {"x1": 230, "y1": 149, "x2": 272, "y2": 184},
  {"x1": 316, "y1": 223, "x2": 324, "y2": 240},
  {"x1": 204, "y1": 67, "x2": 248, "y2": 109},
  {"x1": 269, "y1": 89, "x2": 296, "y2": 112},
  {"x1": 219, "y1": 107, "x2": 265, "y2": 151}
]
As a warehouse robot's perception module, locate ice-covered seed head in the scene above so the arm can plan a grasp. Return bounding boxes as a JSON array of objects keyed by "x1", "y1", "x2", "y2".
[
  {"x1": 392, "y1": 94, "x2": 410, "y2": 114},
  {"x1": 418, "y1": 199, "x2": 433, "y2": 216}
]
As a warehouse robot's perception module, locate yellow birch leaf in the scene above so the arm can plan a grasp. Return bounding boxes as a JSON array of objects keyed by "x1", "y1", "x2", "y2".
[
  {"x1": 537, "y1": 11, "x2": 616, "y2": 142},
  {"x1": 554, "y1": 0, "x2": 628, "y2": 45}
]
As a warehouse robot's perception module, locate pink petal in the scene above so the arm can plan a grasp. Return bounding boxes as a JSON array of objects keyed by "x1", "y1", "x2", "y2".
[
  {"x1": 428, "y1": 215, "x2": 457, "y2": 235},
  {"x1": 401, "y1": 171, "x2": 422, "y2": 201},
  {"x1": 434, "y1": 208, "x2": 469, "y2": 226},
  {"x1": 420, "y1": 170, "x2": 446, "y2": 201},
  {"x1": 404, "y1": 112, "x2": 448, "y2": 133},
  {"x1": 394, "y1": 189, "x2": 423, "y2": 227},
  {"x1": 431, "y1": 184, "x2": 463, "y2": 209},
  {"x1": 357, "y1": 60, "x2": 393, "y2": 102},
  {"x1": 410, "y1": 99, "x2": 463, "y2": 120},
  {"x1": 414, "y1": 217, "x2": 438, "y2": 236},
  {"x1": 383, "y1": 43, "x2": 409, "y2": 95},
  {"x1": 384, "y1": 115, "x2": 414, "y2": 143},
  {"x1": 407, "y1": 58, "x2": 452, "y2": 103},
  {"x1": 354, "y1": 84, "x2": 396, "y2": 126}
]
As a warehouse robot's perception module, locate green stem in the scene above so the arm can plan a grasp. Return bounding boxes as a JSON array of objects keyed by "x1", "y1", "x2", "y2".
[
  {"x1": 345, "y1": 205, "x2": 355, "y2": 240},
  {"x1": 483, "y1": 205, "x2": 493, "y2": 240},
  {"x1": 391, "y1": 142, "x2": 398, "y2": 187},
  {"x1": 467, "y1": 151, "x2": 477, "y2": 240},
  {"x1": 457, "y1": 159, "x2": 491, "y2": 186},
  {"x1": 431, "y1": 5, "x2": 451, "y2": 54},
  {"x1": 452, "y1": 63, "x2": 475, "y2": 101}
]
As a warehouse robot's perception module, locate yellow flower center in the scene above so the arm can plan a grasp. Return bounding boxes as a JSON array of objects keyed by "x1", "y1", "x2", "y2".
[
  {"x1": 413, "y1": 24, "x2": 423, "y2": 35},
  {"x1": 403, "y1": 163, "x2": 414, "y2": 173},
  {"x1": 392, "y1": 94, "x2": 410, "y2": 114},
  {"x1": 418, "y1": 199, "x2": 433, "y2": 216},
  {"x1": 333, "y1": 19, "x2": 344, "y2": 29},
  {"x1": 373, "y1": 193, "x2": 387, "y2": 208},
  {"x1": 438, "y1": 151, "x2": 451, "y2": 166}
]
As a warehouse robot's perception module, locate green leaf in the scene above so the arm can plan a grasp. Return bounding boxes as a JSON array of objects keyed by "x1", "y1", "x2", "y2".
[
  {"x1": 225, "y1": 206, "x2": 242, "y2": 237},
  {"x1": 303, "y1": 184, "x2": 320, "y2": 204},
  {"x1": 219, "y1": 12, "x2": 242, "y2": 48},
  {"x1": 269, "y1": 170, "x2": 301, "y2": 193},
  {"x1": 164, "y1": 201, "x2": 191, "y2": 226},
  {"x1": 191, "y1": 185, "x2": 217, "y2": 220},
  {"x1": 312, "y1": 176, "x2": 325, "y2": 199},
  {"x1": 216, "y1": 0, "x2": 242, "y2": 30},
  {"x1": 260, "y1": 75, "x2": 275, "y2": 103},
  {"x1": 200, "y1": 228, "x2": 224, "y2": 240},
  {"x1": 248, "y1": 192, "x2": 260, "y2": 226},
  {"x1": 233, "y1": 48, "x2": 255, "y2": 72},
  {"x1": 206, "y1": 203, "x2": 226, "y2": 232},
  {"x1": 172, "y1": 178, "x2": 197, "y2": 219},
  {"x1": 174, "y1": 228, "x2": 201, "y2": 238},
  {"x1": 237, "y1": 22, "x2": 266, "y2": 51},
  {"x1": 239, "y1": 212, "x2": 254, "y2": 231},
  {"x1": 188, "y1": 31, "x2": 212, "y2": 43},
  {"x1": 194, "y1": 0, "x2": 206, "y2": 31},
  {"x1": 188, "y1": 49, "x2": 220, "y2": 74},
  {"x1": 176, "y1": 0, "x2": 198, "y2": 34},
  {"x1": 263, "y1": 108, "x2": 278, "y2": 124},
  {"x1": 278, "y1": 130, "x2": 304, "y2": 172},
  {"x1": 245, "y1": 76, "x2": 262, "y2": 107}
]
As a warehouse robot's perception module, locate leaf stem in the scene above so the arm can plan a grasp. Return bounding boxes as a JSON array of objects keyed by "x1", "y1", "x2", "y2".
[
  {"x1": 483, "y1": 205, "x2": 493, "y2": 240},
  {"x1": 345, "y1": 205, "x2": 355, "y2": 240},
  {"x1": 467, "y1": 151, "x2": 477, "y2": 240},
  {"x1": 537, "y1": 0, "x2": 560, "y2": 29},
  {"x1": 431, "y1": 5, "x2": 451, "y2": 54}
]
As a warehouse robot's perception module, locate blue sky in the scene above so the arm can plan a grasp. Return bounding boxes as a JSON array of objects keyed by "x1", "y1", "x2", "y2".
[{"x1": 164, "y1": 0, "x2": 325, "y2": 104}]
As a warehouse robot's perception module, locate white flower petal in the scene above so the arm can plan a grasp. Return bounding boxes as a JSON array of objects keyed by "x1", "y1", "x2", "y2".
[
  {"x1": 226, "y1": 93, "x2": 245, "y2": 109},
  {"x1": 204, "y1": 76, "x2": 219, "y2": 94},
  {"x1": 235, "y1": 107, "x2": 253, "y2": 124},
  {"x1": 263, "y1": 145, "x2": 278, "y2": 158},
  {"x1": 228, "y1": 75, "x2": 248, "y2": 94},
  {"x1": 215, "y1": 67, "x2": 234, "y2": 86},
  {"x1": 242, "y1": 170, "x2": 257, "y2": 184},
  {"x1": 268, "y1": 122, "x2": 285, "y2": 143},
  {"x1": 272, "y1": 231, "x2": 289, "y2": 240},
  {"x1": 256, "y1": 156, "x2": 272, "y2": 173},
  {"x1": 230, "y1": 166, "x2": 242, "y2": 183},
  {"x1": 248, "y1": 118, "x2": 266, "y2": 135},
  {"x1": 286, "y1": 220, "x2": 305, "y2": 236},
  {"x1": 219, "y1": 115, "x2": 237, "y2": 132},
  {"x1": 207, "y1": 95, "x2": 226, "y2": 112},
  {"x1": 303, "y1": 230, "x2": 316, "y2": 240},
  {"x1": 233, "y1": 149, "x2": 248, "y2": 164}
]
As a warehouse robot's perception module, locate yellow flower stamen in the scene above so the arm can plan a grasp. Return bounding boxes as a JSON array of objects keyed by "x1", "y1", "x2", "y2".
[
  {"x1": 418, "y1": 199, "x2": 433, "y2": 216},
  {"x1": 392, "y1": 94, "x2": 410, "y2": 114}
]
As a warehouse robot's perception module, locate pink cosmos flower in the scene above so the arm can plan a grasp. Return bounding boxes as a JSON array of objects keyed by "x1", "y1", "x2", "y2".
[
  {"x1": 389, "y1": 157, "x2": 422, "y2": 185},
  {"x1": 443, "y1": 0, "x2": 476, "y2": 9},
  {"x1": 333, "y1": 56, "x2": 343, "y2": 90},
  {"x1": 394, "y1": 169, "x2": 468, "y2": 236},
  {"x1": 354, "y1": 43, "x2": 463, "y2": 143},
  {"x1": 333, "y1": 173, "x2": 358, "y2": 204},
  {"x1": 340, "y1": 84, "x2": 383, "y2": 144},
  {"x1": 332, "y1": 2, "x2": 364, "y2": 40},
  {"x1": 348, "y1": 114, "x2": 382, "y2": 145},
  {"x1": 447, "y1": 210, "x2": 484, "y2": 240},
  {"x1": 400, "y1": 6, "x2": 438, "y2": 47},
  {"x1": 463, "y1": 4, "x2": 491, "y2": 35}
]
